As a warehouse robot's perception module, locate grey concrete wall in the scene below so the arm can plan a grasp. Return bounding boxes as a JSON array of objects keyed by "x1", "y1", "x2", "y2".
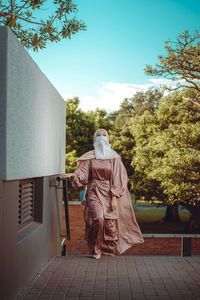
[
  {"x1": 0, "y1": 26, "x2": 66, "y2": 300},
  {"x1": 0, "y1": 178, "x2": 63, "y2": 300},
  {"x1": 0, "y1": 27, "x2": 7, "y2": 178},
  {"x1": 0, "y1": 26, "x2": 66, "y2": 180}
]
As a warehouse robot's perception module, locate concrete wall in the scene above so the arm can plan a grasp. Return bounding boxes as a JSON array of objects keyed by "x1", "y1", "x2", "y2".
[
  {"x1": 0, "y1": 177, "x2": 63, "y2": 300},
  {"x1": 0, "y1": 26, "x2": 66, "y2": 180},
  {"x1": 0, "y1": 26, "x2": 66, "y2": 300}
]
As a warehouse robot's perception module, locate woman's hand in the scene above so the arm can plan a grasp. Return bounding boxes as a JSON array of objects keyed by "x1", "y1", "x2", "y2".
[
  {"x1": 60, "y1": 173, "x2": 75, "y2": 178},
  {"x1": 111, "y1": 196, "x2": 117, "y2": 211}
]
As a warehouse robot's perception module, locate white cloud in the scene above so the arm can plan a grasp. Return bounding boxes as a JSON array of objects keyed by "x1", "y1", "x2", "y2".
[
  {"x1": 79, "y1": 81, "x2": 154, "y2": 112},
  {"x1": 63, "y1": 77, "x2": 189, "y2": 112},
  {"x1": 148, "y1": 78, "x2": 179, "y2": 97},
  {"x1": 63, "y1": 93, "x2": 73, "y2": 101},
  {"x1": 149, "y1": 78, "x2": 176, "y2": 85}
]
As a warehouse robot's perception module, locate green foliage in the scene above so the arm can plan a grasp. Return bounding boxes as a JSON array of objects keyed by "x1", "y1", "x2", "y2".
[
  {"x1": 66, "y1": 97, "x2": 95, "y2": 157},
  {"x1": 110, "y1": 89, "x2": 163, "y2": 184},
  {"x1": 131, "y1": 90, "x2": 200, "y2": 208},
  {"x1": 65, "y1": 90, "x2": 200, "y2": 210},
  {"x1": 65, "y1": 150, "x2": 78, "y2": 173},
  {"x1": 87, "y1": 108, "x2": 114, "y2": 133},
  {"x1": 145, "y1": 30, "x2": 200, "y2": 107},
  {"x1": 65, "y1": 150, "x2": 82, "y2": 201},
  {"x1": 110, "y1": 124, "x2": 135, "y2": 178},
  {"x1": 0, "y1": 0, "x2": 86, "y2": 51},
  {"x1": 112, "y1": 89, "x2": 162, "y2": 128},
  {"x1": 129, "y1": 110, "x2": 167, "y2": 202},
  {"x1": 110, "y1": 87, "x2": 200, "y2": 209}
]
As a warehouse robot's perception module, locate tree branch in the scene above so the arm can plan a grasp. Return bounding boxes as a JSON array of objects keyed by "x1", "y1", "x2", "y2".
[
  {"x1": 15, "y1": 14, "x2": 62, "y2": 36},
  {"x1": 183, "y1": 96, "x2": 200, "y2": 108},
  {"x1": 0, "y1": 0, "x2": 86, "y2": 51},
  {"x1": 15, "y1": 2, "x2": 30, "y2": 15}
]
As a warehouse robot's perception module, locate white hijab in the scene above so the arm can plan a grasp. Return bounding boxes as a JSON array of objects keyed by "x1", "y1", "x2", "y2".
[{"x1": 93, "y1": 129, "x2": 117, "y2": 159}]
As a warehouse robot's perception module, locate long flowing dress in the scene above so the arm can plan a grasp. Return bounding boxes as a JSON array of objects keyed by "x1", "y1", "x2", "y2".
[{"x1": 71, "y1": 154, "x2": 144, "y2": 255}]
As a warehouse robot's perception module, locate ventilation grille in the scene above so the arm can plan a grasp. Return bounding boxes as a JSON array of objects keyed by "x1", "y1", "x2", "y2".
[{"x1": 18, "y1": 179, "x2": 34, "y2": 230}]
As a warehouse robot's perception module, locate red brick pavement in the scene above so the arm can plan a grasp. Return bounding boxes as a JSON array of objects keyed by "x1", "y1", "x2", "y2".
[{"x1": 16, "y1": 255, "x2": 200, "y2": 300}]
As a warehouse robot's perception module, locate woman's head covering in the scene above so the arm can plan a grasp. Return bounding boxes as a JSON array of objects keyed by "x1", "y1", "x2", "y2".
[
  {"x1": 93, "y1": 128, "x2": 117, "y2": 159},
  {"x1": 77, "y1": 128, "x2": 118, "y2": 165},
  {"x1": 93, "y1": 128, "x2": 109, "y2": 143}
]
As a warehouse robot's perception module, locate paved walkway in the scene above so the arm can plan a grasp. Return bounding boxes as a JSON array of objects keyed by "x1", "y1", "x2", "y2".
[{"x1": 17, "y1": 255, "x2": 200, "y2": 300}]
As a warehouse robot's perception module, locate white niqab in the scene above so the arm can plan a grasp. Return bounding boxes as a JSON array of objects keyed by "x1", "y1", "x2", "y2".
[{"x1": 94, "y1": 135, "x2": 117, "y2": 159}]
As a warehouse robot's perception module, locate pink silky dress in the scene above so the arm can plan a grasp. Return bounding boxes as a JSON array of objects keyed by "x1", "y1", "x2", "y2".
[{"x1": 71, "y1": 153, "x2": 144, "y2": 256}]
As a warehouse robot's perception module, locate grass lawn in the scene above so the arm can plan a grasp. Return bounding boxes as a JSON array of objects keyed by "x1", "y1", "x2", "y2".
[
  {"x1": 134, "y1": 205, "x2": 192, "y2": 234},
  {"x1": 132, "y1": 200, "x2": 163, "y2": 207}
]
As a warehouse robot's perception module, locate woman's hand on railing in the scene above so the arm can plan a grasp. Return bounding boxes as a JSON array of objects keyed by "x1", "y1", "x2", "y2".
[
  {"x1": 56, "y1": 173, "x2": 75, "y2": 182},
  {"x1": 60, "y1": 173, "x2": 75, "y2": 178}
]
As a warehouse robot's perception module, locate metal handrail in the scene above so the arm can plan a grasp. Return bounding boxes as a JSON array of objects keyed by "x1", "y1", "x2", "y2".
[{"x1": 56, "y1": 176, "x2": 71, "y2": 241}]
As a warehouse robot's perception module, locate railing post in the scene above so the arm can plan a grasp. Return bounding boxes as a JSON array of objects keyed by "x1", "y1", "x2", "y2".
[
  {"x1": 181, "y1": 237, "x2": 191, "y2": 256},
  {"x1": 62, "y1": 179, "x2": 71, "y2": 241}
]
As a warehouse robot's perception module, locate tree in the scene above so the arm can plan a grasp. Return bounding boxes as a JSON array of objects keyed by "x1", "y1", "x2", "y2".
[
  {"x1": 113, "y1": 89, "x2": 162, "y2": 127},
  {"x1": 151, "y1": 92, "x2": 200, "y2": 230},
  {"x1": 66, "y1": 97, "x2": 96, "y2": 157},
  {"x1": 87, "y1": 108, "x2": 114, "y2": 133},
  {"x1": 110, "y1": 124, "x2": 135, "y2": 179},
  {"x1": 129, "y1": 111, "x2": 168, "y2": 205},
  {"x1": 0, "y1": 0, "x2": 86, "y2": 51},
  {"x1": 145, "y1": 30, "x2": 200, "y2": 107},
  {"x1": 110, "y1": 89, "x2": 163, "y2": 181},
  {"x1": 131, "y1": 90, "x2": 200, "y2": 229}
]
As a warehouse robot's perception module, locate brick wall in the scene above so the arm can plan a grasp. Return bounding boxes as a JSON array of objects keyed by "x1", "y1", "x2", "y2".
[
  {"x1": 63, "y1": 203, "x2": 88, "y2": 254},
  {"x1": 192, "y1": 238, "x2": 200, "y2": 255},
  {"x1": 62, "y1": 202, "x2": 200, "y2": 256},
  {"x1": 124, "y1": 237, "x2": 181, "y2": 255}
]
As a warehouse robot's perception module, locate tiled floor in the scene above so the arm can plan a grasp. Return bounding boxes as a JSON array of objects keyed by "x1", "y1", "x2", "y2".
[{"x1": 17, "y1": 255, "x2": 200, "y2": 300}]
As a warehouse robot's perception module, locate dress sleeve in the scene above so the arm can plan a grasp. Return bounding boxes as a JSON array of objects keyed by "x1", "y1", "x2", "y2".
[
  {"x1": 71, "y1": 159, "x2": 91, "y2": 187},
  {"x1": 110, "y1": 156, "x2": 128, "y2": 198}
]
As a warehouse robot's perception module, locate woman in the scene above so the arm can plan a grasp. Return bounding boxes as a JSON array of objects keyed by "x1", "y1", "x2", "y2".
[{"x1": 69, "y1": 129, "x2": 144, "y2": 259}]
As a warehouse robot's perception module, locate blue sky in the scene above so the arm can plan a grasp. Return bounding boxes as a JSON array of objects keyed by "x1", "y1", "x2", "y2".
[{"x1": 29, "y1": 0, "x2": 200, "y2": 111}]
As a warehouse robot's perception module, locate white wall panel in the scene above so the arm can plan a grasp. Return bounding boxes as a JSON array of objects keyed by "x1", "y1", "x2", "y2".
[{"x1": 0, "y1": 27, "x2": 66, "y2": 180}]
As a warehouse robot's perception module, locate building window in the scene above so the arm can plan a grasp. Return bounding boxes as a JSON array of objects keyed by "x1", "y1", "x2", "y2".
[
  {"x1": 18, "y1": 179, "x2": 34, "y2": 230},
  {"x1": 18, "y1": 177, "x2": 43, "y2": 241}
]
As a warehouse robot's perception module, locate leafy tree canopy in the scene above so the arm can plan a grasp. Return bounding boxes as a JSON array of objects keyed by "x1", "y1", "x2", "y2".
[
  {"x1": 110, "y1": 89, "x2": 163, "y2": 179},
  {"x1": 145, "y1": 30, "x2": 200, "y2": 107},
  {"x1": 87, "y1": 108, "x2": 114, "y2": 133},
  {"x1": 0, "y1": 0, "x2": 86, "y2": 51},
  {"x1": 131, "y1": 90, "x2": 200, "y2": 209},
  {"x1": 112, "y1": 89, "x2": 162, "y2": 128},
  {"x1": 128, "y1": 110, "x2": 167, "y2": 203},
  {"x1": 66, "y1": 97, "x2": 95, "y2": 157}
]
